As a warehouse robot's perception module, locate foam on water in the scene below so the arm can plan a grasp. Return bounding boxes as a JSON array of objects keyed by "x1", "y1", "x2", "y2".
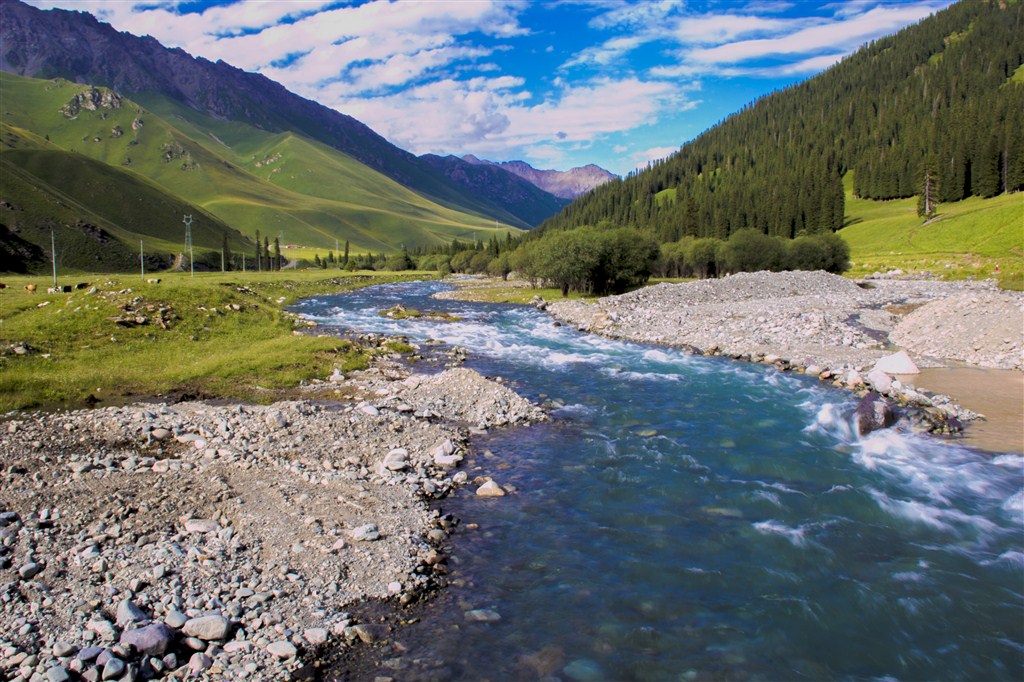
[{"x1": 752, "y1": 520, "x2": 812, "y2": 547}]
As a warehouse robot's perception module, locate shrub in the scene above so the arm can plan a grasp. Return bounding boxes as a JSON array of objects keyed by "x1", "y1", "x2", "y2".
[{"x1": 718, "y1": 229, "x2": 786, "y2": 274}]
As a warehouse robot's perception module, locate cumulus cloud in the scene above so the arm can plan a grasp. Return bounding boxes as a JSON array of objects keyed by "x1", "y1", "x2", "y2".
[{"x1": 25, "y1": 0, "x2": 952, "y2": 171}]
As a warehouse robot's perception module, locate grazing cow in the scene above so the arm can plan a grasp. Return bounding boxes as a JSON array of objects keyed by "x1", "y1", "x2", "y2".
[{"x1": 24, "y1": 284, "x2": 37, "y2": 293}]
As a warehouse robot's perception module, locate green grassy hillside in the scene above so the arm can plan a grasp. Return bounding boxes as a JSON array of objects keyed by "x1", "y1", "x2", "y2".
[
  {"x1": 0, "y1": 73, "x2": 518, "y2": 272},
  {"x1": 1, "y1": 124, "x2": 247, "y2": 272},
  {"x1": 840, "y1": 174, "x2": 1024, "y2": 289}
]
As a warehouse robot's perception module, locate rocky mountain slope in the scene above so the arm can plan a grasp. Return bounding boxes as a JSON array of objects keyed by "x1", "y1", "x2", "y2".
[
  {"x1": 462, "y1": 155, "x2": 616, "y2": 199},
  {"x1": 0, "y1": 0, "x2": 565, "y2": 231}
]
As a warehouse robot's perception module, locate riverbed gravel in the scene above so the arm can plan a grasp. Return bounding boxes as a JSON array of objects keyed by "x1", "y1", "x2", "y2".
[
  {"x1": 440, "y1": 271, "x2": 1022, "y2": 429},
  {"x1": 543, "y1": 271, "x2": 1022, "y2": 371},
  {"x1": 0, "y1": 362, "x2": 544, "y2": 681}
]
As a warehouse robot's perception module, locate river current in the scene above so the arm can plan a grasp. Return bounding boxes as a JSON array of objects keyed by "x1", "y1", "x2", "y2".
[{"x1": 294, "y1": 280, "x2": 1023, "y2": 682}]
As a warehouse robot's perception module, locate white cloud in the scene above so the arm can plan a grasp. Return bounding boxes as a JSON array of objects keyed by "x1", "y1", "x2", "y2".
[
  {"x1": 631, "y1": 145, "x2": 679, "y2": 171},
  {"x1": 686, "y1": 4, "x2": 942, "y2": 66},
  {"x1": 330, "y1": 75, "x2": 685, "y2": 162},
  {"x1": 670, "y1": 14, "x2": 790, "y2": 45}
]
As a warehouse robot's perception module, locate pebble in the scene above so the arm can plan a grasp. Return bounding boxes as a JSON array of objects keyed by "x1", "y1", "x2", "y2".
[
  {"x1": 101, "y1": 657, "x2": 125, "y2": 680},
  {"x1": 266, "y1": 641, "x2": 297, "y2": 659},
  {"x1": 0, "y1": 365, "x2": 545, "y2": 682},
  {"x1": 183, "y1": 518, "x2": 219, "y2": 534},
  {"x1": 116, "y1": 599, "x2": 147, "y2": 628},
  {"x1": 52, "y1": 641, "x2": 76, "y2": 658},
  {"x1": 350, "y1": 524, "x2": 381, "y2": 542},
  {"x1": 188, "y1": 652, "x2": 213, "y2": 674},
  {"x1": 18, "y1": 562, "x2": 42, "y2": 580},
  {"x1": 464, "y1": 609, "x2": 502, "y2": 623},
  {"x1": 182, "y1": 615, "x2": 231, "y2": 641},
  {"x1": 303, "y1": 628, "x2": 328, "y2": 645}
]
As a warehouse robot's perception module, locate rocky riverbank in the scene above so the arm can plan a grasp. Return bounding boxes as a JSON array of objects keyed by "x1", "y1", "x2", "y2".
[
  {"x1": 0, "y1": 361, "x2": 544, "y2": 681},
  {"x1": 539, "y1": 271, "x2": 1023, "y2": 433},
  {"x1": 439, "y1": 271, "x2": 1023, "y2": 437}
]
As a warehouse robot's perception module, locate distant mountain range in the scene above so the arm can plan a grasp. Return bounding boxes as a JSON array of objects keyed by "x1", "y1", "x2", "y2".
[
  {"x1": 0, "y1": 0, "x2": 585, "y2": 271},
  {"x1": 462, "y1": 156, "x2": 617, "y2": 200}
]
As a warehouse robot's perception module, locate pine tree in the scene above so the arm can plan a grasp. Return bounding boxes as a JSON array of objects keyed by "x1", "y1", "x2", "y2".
[
  {"x1": 273, "y1": 237, "x2": 282, "y2": 271},
  {"x1": 255, "y1": 229, "x2": 262, "y2": 272},
  {"x1": 917, "y1": 157, "x2": 940, "y2": 220}
]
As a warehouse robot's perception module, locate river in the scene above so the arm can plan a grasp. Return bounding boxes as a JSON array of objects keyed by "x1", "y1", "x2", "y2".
[{"x1": 293, "y1": 280, "x2": 1023, "y2": 681}]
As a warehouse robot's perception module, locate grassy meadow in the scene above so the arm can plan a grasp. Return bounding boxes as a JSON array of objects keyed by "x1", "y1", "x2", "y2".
[
  {"x1": 0, "y1": 269, "x2": 430, "y2": 412},
  {"x1": 839, "y1": 176, "x2": 1024, "y2": 289}
]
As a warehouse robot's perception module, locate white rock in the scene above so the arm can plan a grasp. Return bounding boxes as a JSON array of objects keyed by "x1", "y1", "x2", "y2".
[
  {"x1": 183, "y1": 519, "x2": 220, "y2": 534},
  {"x1": 303, "y1": 628, "x2": 329, "y2": 645},
  {"x1": 873, "y1": 350, "x2": 919, "y2": 375},
  {"x1": 867, "y1": 369, "x2": 893, "y2": 394},
  {"x1": 267, "y1": 641, "x2": 297, "y2": 659},
  {"x1": 476, "y1": 480, "x2": 506, "y2": 497},
  {"x1": 464, "y1": 609, "x2": 502, "y2": 622},
  {"x1": 381, "y1": 448, "x2": 409, "y2": 472}
]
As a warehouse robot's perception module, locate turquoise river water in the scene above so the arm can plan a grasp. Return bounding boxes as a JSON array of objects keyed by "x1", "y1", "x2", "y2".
[{"x1": 294, "y1": 280, "x2": 1023, "y2": 682}]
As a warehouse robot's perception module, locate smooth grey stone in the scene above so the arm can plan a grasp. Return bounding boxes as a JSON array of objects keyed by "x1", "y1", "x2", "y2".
[
  {"x1": 163, "y1": 610, "x2": 187, "y2": 629},
  {"x1": 120, "y1": 623, "x2": 174, "y2": 656},
  {"x1": 46, "y1": 666, "x2": 71, "y2": 682},
  {"x1": 266, "y1": 641, "x2": 297, "y2": 659},
  {"x1": 116, "y1": 600, "x2": 147, "y2": 628},
  {"x1": 182, "y1": 615, "x2": 231, "y2": 641},
  {"x1": 101, "y1": 657, "x2": 125, "y2": 680}
]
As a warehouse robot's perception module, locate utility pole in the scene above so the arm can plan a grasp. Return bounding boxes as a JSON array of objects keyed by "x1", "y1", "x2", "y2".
[
  {"x1": 242, "y1": 254, "x2": 246, "y2": 272},
  {"x1": 51, "y1": 229, "x2": 57, "y2": 288},
  {"x1": 183, "y1": 214, "x2": 194, "y2": 277},
  {"x1": 140, "y1": 240, "x2": 145, "y2": 281}
]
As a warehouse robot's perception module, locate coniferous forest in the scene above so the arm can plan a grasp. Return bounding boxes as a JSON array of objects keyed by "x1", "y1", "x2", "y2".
[{"x1": 540, "y1": 0, "x2": 1024, "y2": 242}]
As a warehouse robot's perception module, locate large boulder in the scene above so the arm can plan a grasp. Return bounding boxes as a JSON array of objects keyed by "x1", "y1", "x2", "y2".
[
  {"x1": 873, "y1": 350, "x2": 919, "y2": 374},
  {"x1": 856, "y1": 391, "x2": 898, "y2": 436}
]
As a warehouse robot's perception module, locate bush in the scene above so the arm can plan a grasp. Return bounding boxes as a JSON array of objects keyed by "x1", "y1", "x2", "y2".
[
  {"x1": 687, "y1": 238, "x2": 722, "y2": 278},
  {"x1": 384, "y1": 252, "x2": 414, "y2": 271},
  {"x1": 526, "y1": 225, "x2": 659, "y2": 296},
  {"x1": 717, "y1": 229, "x2": 785, "y2": 274},
  {"x1": 450, "y1": 250, "x2": 476, "y2": 273},
  {"x1": 787, "y1": 233, "x2": 850, "y2": 273},
  {"x1": 487, "y1": 253, "x2": 512, "y2": 280}
]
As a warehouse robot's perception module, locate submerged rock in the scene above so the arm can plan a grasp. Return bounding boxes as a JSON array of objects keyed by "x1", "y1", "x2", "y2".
[{"x1": 476, "y1": 480, "x2": 506, "y2": 497}]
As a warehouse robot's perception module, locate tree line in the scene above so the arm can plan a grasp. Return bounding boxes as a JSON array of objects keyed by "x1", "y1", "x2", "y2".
[{"x1": 301, "y1": 224, "x2": 847, "y2": 297}]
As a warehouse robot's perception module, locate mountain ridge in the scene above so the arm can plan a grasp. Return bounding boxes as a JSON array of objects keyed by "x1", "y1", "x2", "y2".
[
  {"x1": 461, "y1": 155, "x2": 617, "y2": 200},
  {"x1": 0, "y1": 0, "x2": 567, "y2": 230}
]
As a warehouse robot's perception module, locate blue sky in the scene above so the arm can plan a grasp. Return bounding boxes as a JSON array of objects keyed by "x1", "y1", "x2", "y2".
[{"x1": 28, "y1": 0, "x2": 954, "y2": 175}]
